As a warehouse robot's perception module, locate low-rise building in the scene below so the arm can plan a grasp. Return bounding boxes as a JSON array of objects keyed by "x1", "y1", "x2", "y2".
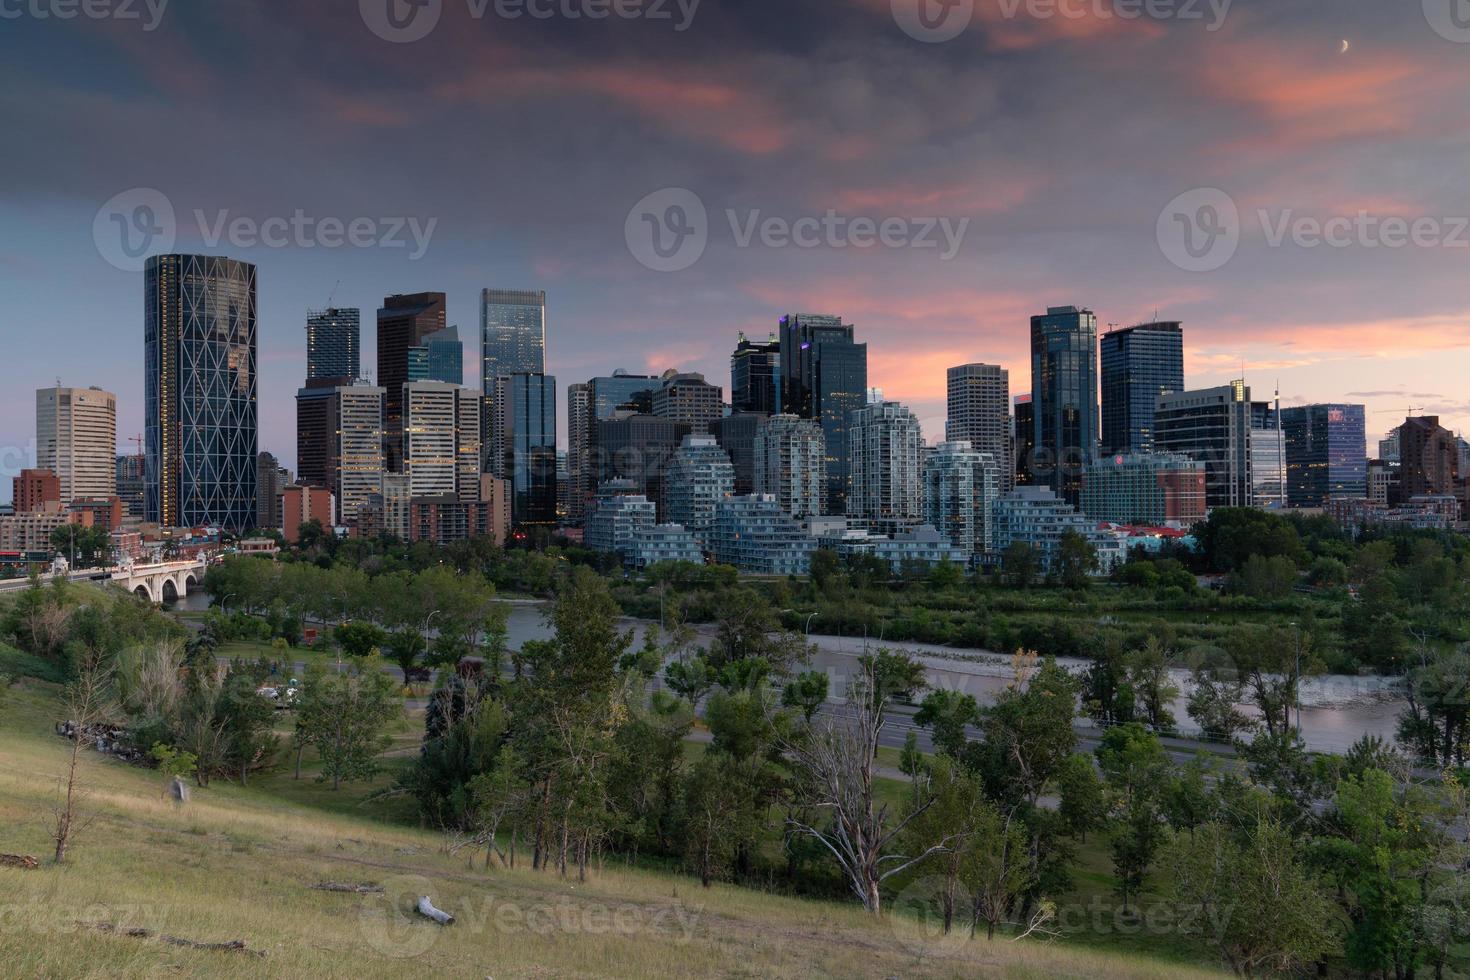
[
  {"x1": 711, "y1": 494, "x2": 815, "y2": 575},
  {"x1": 280, "y1": 485, "x2": 335, "y2": 543},
  {"x1": 585, "y1": 482, "x2": 656, "y2": 555},
  {"x1": 1080, "y1": 453, "x2": 1206, "y2": 527},
  {"x1": 664, "y1": 435, "x2": 735, "y2": 549},
  {"x1": 624, "y1": 524, "x2": 704, "y2": 569},
  {"x1": 992, "y1": 486, "x2": 1126, "y2": 576}
]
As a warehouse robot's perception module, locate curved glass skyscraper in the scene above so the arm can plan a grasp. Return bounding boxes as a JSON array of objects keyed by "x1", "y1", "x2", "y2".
[{"x1": 145, "y1": 254, "x2": 258, "y2": 531}]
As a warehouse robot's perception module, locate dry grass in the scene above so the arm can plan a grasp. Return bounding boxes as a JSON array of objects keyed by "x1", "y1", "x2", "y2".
[{"x1": 0, "y1": 680, "x2": 1227, "y2": 979}]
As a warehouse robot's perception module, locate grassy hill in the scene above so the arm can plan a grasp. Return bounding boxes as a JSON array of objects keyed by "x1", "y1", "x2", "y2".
[{"x1": 0, "y1": 674, "x2": 1229, "y2": 980}]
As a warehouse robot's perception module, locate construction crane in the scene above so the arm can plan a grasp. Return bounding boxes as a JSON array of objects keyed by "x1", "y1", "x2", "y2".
[{"x1": 1373, "y1": 406, "x2": 1424, "y2": 417}]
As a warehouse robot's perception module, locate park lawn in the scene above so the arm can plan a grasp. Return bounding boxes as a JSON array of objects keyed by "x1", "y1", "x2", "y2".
[{"x1": 0, "y1": 679, "x2": 1229, "y2": 980}]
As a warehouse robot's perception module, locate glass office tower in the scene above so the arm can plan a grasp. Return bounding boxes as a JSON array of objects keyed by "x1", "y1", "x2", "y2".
[
  {"x1": 1099, "y1": 321, "x2": 1184, "y2": 455},
  {"x1": 306, "y1": 308, "x2": 361, "y2": 381},
  {"x1": 1030, "y1": 306, "x2": 1099, "y2": 506},
  {"x1": 1282, "y1": 404, "x2": 1367, "y2": 507},
  {"x1": 778, "y1": 314, "x2": 868, "y2": 515},
  {"x1": 731, "y1": 332, "x2": 781, "y2": 415},
  {"x1": 501, "y1": 372, "x2": 558, "y2": 525},
  {"x1": 377, "y1": 292, "x2": 447, "y2": 472},
  {"x1": 145, "y1": 254, "x2": 258, "y2": 531}
]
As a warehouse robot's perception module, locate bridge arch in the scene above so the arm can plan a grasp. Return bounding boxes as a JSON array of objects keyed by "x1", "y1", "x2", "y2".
[
  {"x1": 133, "y1": 583, "x2": 155, "y2": 603},
  {"x1": 160, "y1": 579, "x2": 179, "y2": 603}
]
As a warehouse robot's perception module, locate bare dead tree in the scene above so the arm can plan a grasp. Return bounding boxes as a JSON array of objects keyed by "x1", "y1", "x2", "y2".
[
  {"x1": 781, "y1": 661, "x2": 957, "y2": 915},
  {"x1": 53, "y1": 662, "x2": 113, "y2": 864}
]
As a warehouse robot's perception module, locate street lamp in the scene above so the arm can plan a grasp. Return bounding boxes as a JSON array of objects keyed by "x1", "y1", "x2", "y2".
[{"x1": 220, "y1": 593, "x2": 237, "y2": 617}]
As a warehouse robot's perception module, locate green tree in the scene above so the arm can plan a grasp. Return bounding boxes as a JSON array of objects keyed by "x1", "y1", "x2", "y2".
[
  {"x1": 1055, "y1": 530, "x2": 1098, "y2": 589},
  {"x1": 1002, "y1": 541, "x2": 1042, "y2": 588},
  {"x1": 49, "y1": 523, "x2": 111, "y2": 569},
  {"x1": 1095, "y1": 722, "x2": 1169, "y2": 912},
  {"x1": 1055, "y1": 753, "x2": 1107, "y2": 842},
  {"x1": 297, "y1": 660, "x2": 401, "y2": 790},
  {"x1": 334, "y1": 620, "x2": 387, "y2": 659}
]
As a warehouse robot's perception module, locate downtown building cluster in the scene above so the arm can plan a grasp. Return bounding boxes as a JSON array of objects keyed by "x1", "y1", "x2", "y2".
[{"x1": 8, "y1": 254, "x2": 1470, "y2": 579}]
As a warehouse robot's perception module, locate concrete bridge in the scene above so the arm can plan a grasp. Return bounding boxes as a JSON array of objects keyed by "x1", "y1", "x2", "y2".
[{"x1": 106, "y1": 559, "x2": 208, "y2": 604}]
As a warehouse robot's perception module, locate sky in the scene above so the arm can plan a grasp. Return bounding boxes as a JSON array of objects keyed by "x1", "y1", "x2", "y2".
[{"x1": 2, "y1": 0, "x2": 1469, "y2": 503}]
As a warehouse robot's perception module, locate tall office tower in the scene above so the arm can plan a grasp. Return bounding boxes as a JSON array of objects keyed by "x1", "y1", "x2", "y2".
[
  {"x1": 653, "y1": 372, "x2": 723, "y2": 434},
  {"x1": 403, "y1": 382, "x2": 476, "y2": 499},
  {"x1": 1013, "y1": 394, "x2": 1035, "y2": 486},
  {"x1": 566, "y1": 383, "x2": 592, "y2": 519},
  {"x1": 731, "y1": 332, "x2": 781, "y2": 414},
  {"x1": 922, "y1": 440, "x2": 1001, "y2": 556},
  {"x1": 296, "y1": 381, "x2": 386, "y2": 523},
  {"x1": 1282, "y1": 404, "x2": 1367, "y2": 507},
  {"x1": 1250, "y1": 399, "x2": 1287, "y2": 509},
  {"x1": 377, "y1": 292, "x2": 447, "y2": 472},
  {"x1": 408, "y1": 325, "x2": 464, "y2": 384},
  {"x1": 945, "y1": 364, "x2": 1011, "y2": 492},
  {"x1": 36, "y1": 385, "x2": 116, "y2": 505},
  {"x1": 1099, "y1": 321, "x2": 1184, "y2": 455},
  {"x1": 595, "y1": 414, "x2": 691, "y2": 520},
  {"x1": 714, "y1": 412, "x2": 767, "y2": 496},
  {"x1": 481, "y1": 289, "x2": 546, "y2": 463},
  {"x1": 569, "y1": 371, "x2": 665, "y2": 514},
  {"x1": 145, "y1": 254, "x2": 258, "y2": 531},
  {"x1": 665, "y1": 435, "x2": 736, "y2": 548},
  {"x1": 498, "y1": 373, "x2": 557, "y2": 525},
  {"x1": 306, "y1": 308, "x2": 361, "y2": 381},
  {"x1": 1030, "y1": 305, "x2": 1099, "y2": 507},
  {"x1": 115, "y1": 454, "x2": 147, "y2": 520},
  {"x1": 848, "y1": 400, "x2": 923, "y2": 534},
  {"x1": 1154, "y1": 381, "x2": 1254, "y2": 510},
  {"x1": 778, "y1": 313, "x2": 867, "y2": 514},
  {"x1": 256, "y1": 452, "x2": 285, "y2": 530},
  {"x1": 753, "y1": 414, "x2": 826, "y2": 519},
  {"x1": 1396, "y1": 416, "x2": 1460, "y2": 499}
]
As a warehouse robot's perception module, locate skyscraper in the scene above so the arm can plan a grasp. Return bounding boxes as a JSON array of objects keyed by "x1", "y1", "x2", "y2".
[
  {"x1": 923, "y1": 441, "x2": 1001, "y2": 556},
  {"x1": 377, "y1": 292, "x2": 447, "y2": 472},
  {"x1": 403, "y1": 382, "x2": 479, "y2": 501},
  {"x1": 569, "y1": 371, "x2": 666, "y2": 517},
  {"x1": 1395, "y1": 416, "x2": 1458, "y2": 500},
  {"x1": 946, "y1": 364, "x2": 1011, "y2": 493},
  {"x1": 778, "y1": 314, "x2": 867, "y2": 514},
  {"x1": 1155, "y1": 381, "x2": 1253, "y2": 509},
  {"x1": 480, "y1": 288, "x2": 547, "y2": 379},
  {"x1": 145, "y1": 254, "x2": 258, "y2": 531},
  {"x1": 848, "y1": 399, "x2": 923, "y2": 534},
  {"x1": 566, "y1": 382, "x2": 592, "y2": 520},
  {"x1": 731, "y1": 332, "x2": 780, "y2": 415},
  {"x1": 256, "y1": 451, "x2": 286, "y2": 531},
  {"x1": 665, "y1": 435, "x2": 736, "y2": 548},
  {"x1": 36, "y1": 385, "x2": 116, "y2": 505},
  {"x1": 753, "y1": 414, "x2": 825, "y2": 519},
  {"x1": 1030, "y1": 305, "x2": 1098, "y2": 507},
  {"x1": 407, "y1": 325, "x2": 464, "y2": 384},
  {"x1": 1282, "y1": 404, "x2": 1367, "y2": 507},
  {"x1": 498, "y1": 373, "x2": 558, "y2": 525},
  {"x1": 1250, "y1": 398, "x2": 1286, "y2": 509},
  {"x1": 652, "y1": 372, "x2": 723, "y2": 434},
  {"x1": 1013, "y1": 394, "x2": 1034, "y2": 487},
  {"x1": 1099, "y1": 321, "x2": 1184, "y2": 455},
  {"x1": 296, "y1": 380, "x2": 386, "y2": 525},
  {"x1": 306, "y1": 308, "x2": 360, "y2": 382}
]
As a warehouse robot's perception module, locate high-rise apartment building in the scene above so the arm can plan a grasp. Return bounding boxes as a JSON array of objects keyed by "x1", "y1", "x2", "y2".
[
  {"x1": 922, "y1": 441, "x2": 1001, "y2": 556},
  {"x1": 297, "y1": 378, "x2": 388, "y2": 521},
  {"x1": 731, "y1": 332, "x2": 780, "y2": 415},
  {"x1": 115, "y1": 454, "x2": 147, "y2": 521},
  {"x1": 946, "y1": 364, "x2": 1011, "y2": 493},
  {"x1": 753, "y1": 414, "x2": 825, "y2": 519},
  {"x1": 848, "y1": 400, "x2": 923, "y2": 534},
  {"x1": 1282, "y1": 404, "x2": 1367, "y2": 507},
  {"x1": 36, "y1": 385, "x2": 116, "y2": 506},
  {"x1": 12, "y1": 469, "x2": 61, "y2": 514},
  {"x1": 1099, "y1": 322, "x2": 1183, "y2": 456},
  {"x1": 377, "y1": 292, "x2": 447, "y2": 472},
  {"x1": 664, "y1": 435, "x2": 735, "y2": 548},
  {"x1": 1154, "y1": 381, "x2": 1253, "y2": 510},
  {"x1": 566, "y1": 382, "x2": 592, "y2": 520},
  {"x1": 306, "y1": 308, "x2": 360, "y2": 382},
  {"x1": 145, "y1": 254, "x2": 258, "y2": 531},
  {"x1": 1030, "y1": 306, "x2": 1098, "y2": 506},
  {"x1": 256, "y1": 452, "x2": 286, "y2": 531},
  {"x1": 1396, "y1": 416, "x2": 1459, "y2": 500},
  {"x1": 778, "y1": 314, "x2": 867, "y2": 514},
  {"x1": 403, "y1": 382, "x2": 479, "y2": 501}
]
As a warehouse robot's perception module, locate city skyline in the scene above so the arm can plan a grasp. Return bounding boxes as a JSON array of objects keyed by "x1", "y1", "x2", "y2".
[{"x1": 5, "y1": 4, "x2": 1470, "y2": 502}]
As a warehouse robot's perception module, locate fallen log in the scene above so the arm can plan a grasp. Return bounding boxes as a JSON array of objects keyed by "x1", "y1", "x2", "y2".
[
  {"x1": 88, "y1": 922, "x2": 266, "y2": 958},
  {"x1": 416, "y1": 896, "x2": 454, "y2": 925},
  {"x1": 310, "y1": 881, "x2": 384, "y2": 894},
  {"x1": 0, "y1": 854, "x2": 39, "y2": 870}
]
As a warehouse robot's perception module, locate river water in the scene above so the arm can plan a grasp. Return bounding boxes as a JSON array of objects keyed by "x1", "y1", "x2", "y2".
[{"x1": 175, "y1": 592, "x2": 1407, "y2": 754}]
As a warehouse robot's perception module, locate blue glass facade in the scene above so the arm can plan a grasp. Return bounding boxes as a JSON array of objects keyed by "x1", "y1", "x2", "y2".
[
  {"x1": 779, "y1": 314, "x2": 867, "y2": 515},
  {"x1": 1031, "y1": 306, "x2": 1098, "y2": 506},
  {"x1": 1100, "y1": 322, "x2": 1183, "y2": 455},
  {"x1": 408, "y1": 325, "x2": 464, "y2": 384},
  {"x1": 1282, "y1": 404, "x2": 1367, "y2": 507},
  {"x1": 306, "y1": 308, "x2": 360, "y2": 381},
  {"x1": 145, "y1": 254, "x2": 258, "y2": 531},
  {"x1": 504, "y1": 372, "x2": 558, "y2": 524}
]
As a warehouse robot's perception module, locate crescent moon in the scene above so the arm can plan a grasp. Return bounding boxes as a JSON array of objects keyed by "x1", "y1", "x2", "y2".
[{"x1": 1340, "y1": 39, "x2": 1350, "y2": 54}]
